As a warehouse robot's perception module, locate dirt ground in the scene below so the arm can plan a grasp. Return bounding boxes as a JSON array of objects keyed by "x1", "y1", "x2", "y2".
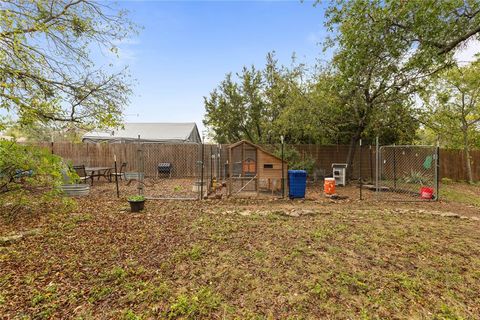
[
  {"x1": 85, "y1": 179, "x2": 480, "y2": 218},
  {"x1": 1, "y1": 181, "x2": 479, "y2": 319}
]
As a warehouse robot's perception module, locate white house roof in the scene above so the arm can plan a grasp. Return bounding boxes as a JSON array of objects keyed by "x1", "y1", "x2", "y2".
[{"x1": 82, "y1": 122, "x2": 201, "y2": 144}]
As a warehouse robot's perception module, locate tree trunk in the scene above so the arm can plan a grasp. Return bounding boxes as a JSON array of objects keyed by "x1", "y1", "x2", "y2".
[
  {"x1": 462, "y1": 129, "x2": 473, "y2": 184},
  {"x1": 345, "y1": 126, "x2": 363, "y2": 180}
]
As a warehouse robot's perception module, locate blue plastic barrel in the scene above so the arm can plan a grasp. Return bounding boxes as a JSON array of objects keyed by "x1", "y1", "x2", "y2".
[{"x1": 288, "y1": 170, "x2": 307, "y2": 199}]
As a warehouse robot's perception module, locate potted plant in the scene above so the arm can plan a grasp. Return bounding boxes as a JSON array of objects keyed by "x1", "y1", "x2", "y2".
[{"x1": 128, "y1": 195, "x2": 146, "y2": 212}]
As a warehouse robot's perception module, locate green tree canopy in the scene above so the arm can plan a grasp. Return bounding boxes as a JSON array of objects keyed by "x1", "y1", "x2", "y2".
[
  {"x1": 204, "y1": 53, "x2": 325, "y2": 144},
  {"x1": 320, "y1": 0, "x2": 480, "y2": 169},
  {"x1": 0, "y1": 0, "x2": 137, "y2": 129},
  {"x1": 421, "y1": 60, "x2": 480, "y2": 183}
]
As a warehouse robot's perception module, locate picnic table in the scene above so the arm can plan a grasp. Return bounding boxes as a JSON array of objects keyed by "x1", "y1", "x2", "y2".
[{"x1": 85, "y1": 166, "x2": 114, "y2": 182}]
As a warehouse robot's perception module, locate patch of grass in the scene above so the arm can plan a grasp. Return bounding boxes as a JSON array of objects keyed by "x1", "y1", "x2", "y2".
[
  {"x1": 70, "y1": 213, "x2": 93, "y2": 224},
  {"x1": 337, "y1": 272, "x2": 370, "y2": 294},
  {"x1": 253, "y1": 250, "x2": 267, "y2": 260},
  {"x1": 121, "y1": 279, "x2": 172, "y2": 305},
  {"x1": 441, "y1": 184, "x2": 480, "y2": 207},
  {"x1": 177, "y1": 244, "x2": 203, "y2": 261},
  {"x1": 434, "y1": 304, "x2": 464, "y2": 320},
  {"x1": 311, "y1": 282, "x2": 329, "y2": 300},
  {"x1": 30, "y1": 284, "x2": 59, "y2": 319},
  {"x1": 167, "y1": 288, "x2": 222, "y2": 319},
  {"x1": 391, "y1": 273, "x2": 422, "y2": 297},
  {"x1": 88, "y1": 286, "x2": 113, "y2": 303},
  {"x1": 102, "y1": 266, "x2": 128, "y2": 283},
  {"x1": 123, "y1": 309, "x2": 142, "y2": 320},
  {"x1": 31, "y1": 284, "x2": 58, "y2": 306},
  {"x1": 2, "y1": 193, "x2": 480, "y2": 318},
  {"x1": 151, "y1": 282, "x2": 171, "y2": 301}
]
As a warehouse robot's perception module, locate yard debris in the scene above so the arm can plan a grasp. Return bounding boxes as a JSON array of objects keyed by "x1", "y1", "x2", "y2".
[
  {"x1": 1, "y1": 183, "x2": 480, "y2": 319},
  {"x1": 285, "y1": 209, "x2": 317, "y2": 217},
  {"x1": 325, "y1": 194, "x2": 349, "y2": 200},
  {"x1": 0, "y1": 228, "x2": 41, "y2": 246},
  {"x1": 439, "y1": 212, "x2": 460, "y2": 218}
]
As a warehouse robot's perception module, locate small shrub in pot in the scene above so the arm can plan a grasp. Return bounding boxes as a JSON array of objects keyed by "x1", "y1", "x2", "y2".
[{"x1": 128, "y1": 195, "x2": 145, "y2": 212}]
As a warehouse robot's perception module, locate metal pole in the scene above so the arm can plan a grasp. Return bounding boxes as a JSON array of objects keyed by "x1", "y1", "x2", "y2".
[
  {"x1": 114, "y1": 154, "x2": 119, "y2": 198},
  {"x1": 281, "y1": 135, "x2": 285, "y2": 198},
  {"x1": 435, "y1": 142, "x2": 440, "y2": 201},
  {"x1": 359, "y1": 139, "x2": 363, "y2": 200},
  {"x1": 200, "y1": 137, "x2": 205, "y2": 200},
  {"x1": 375, "y1": 136, "x2": 379, "y2": 193},
  {"x1": 393, "y1": 143, "x2": 397, "y2": 190},
  {"x1": 137, "y1": 135, "x2": 143, "y2": 196},
  {"x1": 218, "y1": 145, "x2": 221, "y2": 181}
]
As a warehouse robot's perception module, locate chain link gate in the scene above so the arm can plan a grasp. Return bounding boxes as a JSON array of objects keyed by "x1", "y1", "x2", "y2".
[{"x1": 375, "y1": 145, "x2": 439, "y2": 201}]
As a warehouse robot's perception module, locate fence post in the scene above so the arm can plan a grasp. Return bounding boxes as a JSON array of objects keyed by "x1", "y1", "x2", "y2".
[
  {"x1": 359, "y1": 139, "x2": 362, "y2": 200},
  {"x1": 393, "y1": 143, "x2": 397, "y2": 191},
  {"x1": 137, "y1": 135, "x2": 144, "y2": 196},
  {"x1": 200, "y1": 139, "x2": 205, "y2": 200},
  {"x1": 435, "y1": 143, "x2": 440, "y2": 201},
  {"x1": 375, "y1": 136, "x2": 379, "y2": 193},
  {"x1": 114, "y1": 154, "x2": 119, "y2": 198},
  {"x1": 281, "y1": 136, "x2": 285, "y2": 199}
]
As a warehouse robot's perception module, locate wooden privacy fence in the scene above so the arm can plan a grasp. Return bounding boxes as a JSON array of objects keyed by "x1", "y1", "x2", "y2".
[
  {"x1": 439, "y1": 148, "x2": 480, "y2": 181},
  {"x1": 31, "y1": 142, "x2": 480, "y2": 181}
]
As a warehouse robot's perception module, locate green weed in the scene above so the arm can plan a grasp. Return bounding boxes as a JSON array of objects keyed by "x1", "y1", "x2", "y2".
[
  {"x1": 167, "y1": 288, "x2": 221, "y2": 319},
  {"x1": 88, "y1": 286, "x2": 113, "y2": 303},
  {"x1": 123, "y1": 309, "x2": 142, "y2": 320},
  {"x1": 433, "y1": 304, "x2": 464, "y2": 320},
  {"x1": 177, "y1": 245, "x2": 203, "y2": 261}
]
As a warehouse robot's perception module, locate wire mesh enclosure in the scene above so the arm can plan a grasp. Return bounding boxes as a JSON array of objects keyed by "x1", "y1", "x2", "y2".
[
  {"x1": 375, "y1": 145, "x2": 439, "y2": 201},
  {"x1": 133, "y1": 143, "x2": 203, "y2": 200}
]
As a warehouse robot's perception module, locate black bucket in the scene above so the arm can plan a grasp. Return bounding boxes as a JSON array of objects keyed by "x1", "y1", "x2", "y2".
[{"x1": 129, "y1": 200, "x2": 145, "y2": 212}]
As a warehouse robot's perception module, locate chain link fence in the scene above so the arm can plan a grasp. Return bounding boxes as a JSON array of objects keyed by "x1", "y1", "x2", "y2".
[
  {"x1": 129, "y1": 143, "x2": 230, "y2": 200},
  {"x1": 375, "y1": 145, "x2": 439, "y2": 201},
  {"x1": 116, "y1": 140, "x2": 440, "y2": 202},
  {"x1": 129, "y1": 143, "x2": 203, "y2": 200}
]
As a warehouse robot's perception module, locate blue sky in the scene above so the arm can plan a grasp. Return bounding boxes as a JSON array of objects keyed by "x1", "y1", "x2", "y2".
[{"x1": 111, "y1": 0, "x2": 329, "y2": 134}]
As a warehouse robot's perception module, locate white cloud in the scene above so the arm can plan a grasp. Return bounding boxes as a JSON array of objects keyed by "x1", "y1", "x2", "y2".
[{"x1": 454, "y1": 39, "x2": 480, "y2": 65}]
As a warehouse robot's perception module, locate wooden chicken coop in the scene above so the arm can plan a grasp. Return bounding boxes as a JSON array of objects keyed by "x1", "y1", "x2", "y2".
[{"x1": 227, "y1": 140, "x2": 288, "y2": 197}]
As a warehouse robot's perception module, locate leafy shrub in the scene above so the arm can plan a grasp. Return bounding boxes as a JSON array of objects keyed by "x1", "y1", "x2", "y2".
[
  {"x1": 274, "y1": 145, "x2": 316, "y2": 174},
  {"x1": 128, "y1": 195, "x2": 145, "y2": 202},
  {"x1": 0, "y1": 140, "x2": 73, "y2": 208}
]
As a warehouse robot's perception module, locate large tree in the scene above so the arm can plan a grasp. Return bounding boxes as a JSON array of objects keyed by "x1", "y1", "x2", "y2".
[
  {"x1": 0, "y1": 0, "x2": 137, "y2": 129},
  {"x1": 422, "y1": 61, "x2": 480, "y2": 183},
  {"x1": 322, "y1": 0, "x2": 480, "y2": 172},
  {"x1": 203, "y1": 53, "x2": 321, "y2": 144}
]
